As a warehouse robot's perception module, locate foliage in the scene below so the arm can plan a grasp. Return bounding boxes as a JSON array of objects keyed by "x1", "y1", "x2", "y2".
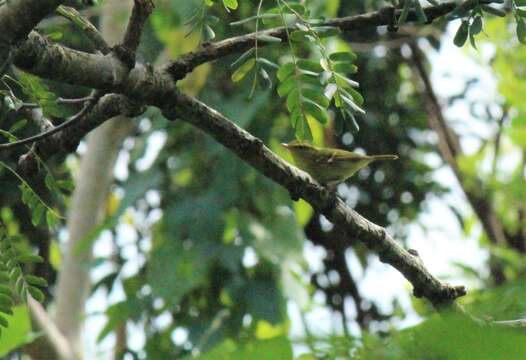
[
  {"x1": 0, "y1": 0, "x2": 525, "y2": 359},
  {"x1": 0, "y1": 229, "x2": 47, "y2": 337}
]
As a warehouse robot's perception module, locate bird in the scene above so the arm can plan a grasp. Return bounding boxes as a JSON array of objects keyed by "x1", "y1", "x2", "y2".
[{"x1": 282, "y1": 140, "x2": 398, "y2": 185}]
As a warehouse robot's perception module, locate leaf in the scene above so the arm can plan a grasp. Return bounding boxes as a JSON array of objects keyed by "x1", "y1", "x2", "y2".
[
  {"x1": 15, "y1": 254, "x2": 44, "y2": 264},
  {"x1": 277, "y1": 76, "x2": 296, "y2": 97},
  {"x1": 256, "y1": 34, "x2": 282, "y2": 43},
  {"x1": 256, "y1": 57, "x2": 279, "y2": 69},
  {"x1": 8, "y1": 119, "x2": 27, "y2": 134},
  {"x1": 296, "y1": 59, "x2": 323, "y2": 73},
  {"x1": 222, "y1": 0, "x2": 238, "y2": 10},
  {"x1": 27, "y1": 286, "x2": 45, "y2": 302},
  {"x1": 25, "y1": 275, "x2": 48, "y2": 287},
  {"x1": 31, "y1": 204, "x2": 45, "y2": 227},
  {"x1": 312, "y1": 26, "x2": 341, "y2": 37},
  {"x1": 414, "y1": 0, "x2": 428, "y2": 23},
  {"x1": 46, "y1": 210, "x2": 58, "y2": 228},
  {"x1": 517, "y1": 18, "x2": 526, "y2": 44},
  {"x1": 277, "y1": 63, "x2": 295, "y2": 81},
  {"x1": 293, "y1": 112, "x2": 313, "y2": 141},
  {"x1": 203, "y1": 24, "x2": 216, "y2": 41},
  {"x1": 0, "y1": 306, "x2": 31, "y2": 357},
  {"x1": 301, "y1": 88, "x2": 329, "y2": 108},
  {"x1": 303, "y1": 99, "x2": 328, "y2": 124},
  {"x1": 470, "y1": 16, "x2": 483, "y2": 35},
  {"x1": 289, "y1": 30, "x2": 311, "y2": 42},
  {"x1": 329, "y1": 51, "x2": 357, "y2": 62},
  {"x1": 398, "y1": 0, "x2": 412, "y2": 25},
  {"x1": 231, "y1": 58, "x2": 256, "y2": 82},
  {"x1": 454, "y1": 20, "x2": 469, "y2": 47}
]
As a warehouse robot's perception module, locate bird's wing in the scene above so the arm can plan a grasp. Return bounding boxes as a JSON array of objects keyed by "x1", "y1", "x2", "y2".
[{"x1": 329, "y1": 150, "x2": 371, "y2": 162}]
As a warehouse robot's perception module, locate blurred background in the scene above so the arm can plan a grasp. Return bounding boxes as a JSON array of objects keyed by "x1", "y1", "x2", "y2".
[{"x1": 0, "y1": 0, "x2": 525, "y2": 359}]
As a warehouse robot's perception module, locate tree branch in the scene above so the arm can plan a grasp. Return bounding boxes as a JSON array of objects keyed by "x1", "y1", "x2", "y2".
[
  {"x1": 163, "y1": 2, "x2": 461, "y2": 80},
  {"x1": 0, "y1": 0, "x2": 65, "y2": 71},
  {"x1": 7, "y1": 0, "x2": 504, "y2": 310},
  {"x1": 24, "y1": 297, "x2": 79, "y2": 360},
  {"x1": 164, "y1": 92, "x2": 467, "y2": 308},
  {"x1": 122, "y1": 0, "x2": 155, "y2": 56}
]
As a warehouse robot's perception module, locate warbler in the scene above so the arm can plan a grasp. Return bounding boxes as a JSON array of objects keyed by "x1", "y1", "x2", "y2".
[{"x1": 282, "y1": 141, "x2": 398, "y2": 185}]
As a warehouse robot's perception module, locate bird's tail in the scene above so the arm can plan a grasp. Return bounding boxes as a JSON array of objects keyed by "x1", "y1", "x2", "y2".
[{"x1": 370, "y1": 155, "x2": 398, "y2": 161}]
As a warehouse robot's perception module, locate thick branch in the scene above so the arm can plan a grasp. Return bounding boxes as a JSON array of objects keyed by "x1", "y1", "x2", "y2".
[
  {"x1": 164, "y1": 92, "x2": 466, "y2": 307},
  {"x1": 0, "y1": 0, "x2": 65, "y2": 70},
  {"x1": 24, "y1": 297, "x2": 79, "y2": 360},
  {"x1": 6, "y1": 1, "x2": 474, "y2": 308}
]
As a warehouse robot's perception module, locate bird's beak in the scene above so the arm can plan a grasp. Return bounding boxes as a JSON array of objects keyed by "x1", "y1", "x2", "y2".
[{"x1": 281, "y1": 143, "x2": 289, "y2": 148}]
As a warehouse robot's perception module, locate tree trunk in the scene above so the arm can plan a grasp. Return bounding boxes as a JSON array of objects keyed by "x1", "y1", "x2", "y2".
[{"x1": 53, "y1": 0, "x2": 133, "y2": 356}]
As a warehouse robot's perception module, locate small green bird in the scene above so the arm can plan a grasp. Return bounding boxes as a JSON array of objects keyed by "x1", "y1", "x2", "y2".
[{"x1": 282, "y1": 141, "x2": 398, "y2": 185}]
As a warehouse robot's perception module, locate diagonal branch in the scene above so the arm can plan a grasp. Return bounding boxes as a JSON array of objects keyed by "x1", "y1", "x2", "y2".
[
  {"x1": 164, "y1": 92, "x2": 467, "y2": 308},
  {"x1": 0, "y1": 0, "x2": 65, "y2": 73}
]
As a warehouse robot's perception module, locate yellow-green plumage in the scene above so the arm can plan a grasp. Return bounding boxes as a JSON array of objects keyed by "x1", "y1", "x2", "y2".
[{"x1": 283, "y1": 141, "x2": 398, "y2": 185}]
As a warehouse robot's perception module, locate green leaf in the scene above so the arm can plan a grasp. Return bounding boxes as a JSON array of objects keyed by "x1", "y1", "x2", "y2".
[
  {"x1": 0, "y1": 285, "x2": 12, "y2": 297},
  {"x1": 31, "y1": 204, "x2": 45, "y2": 227},
  {"x1": 303, "y1": 99, "x2": 328, "y2": 124},
  {"x1": 454, "y1": 20, "x2": 469, "y2": 47},
  {"x1": 398, "y1": 0, "x2": 412, "y2": 25},
  {"x1": 302, "y1": 88, "x2": 329, "y2": 108},
  {"x1": 230, "y1": 48, "x2": 255, "y2": 69},
  {"x1": 293, "y1": 114, "x2": 313, "y2": 141},
  {"x1": 203, "y1": 24, "x2": 216, "y2": 41},
  {"x1": 414, "y1": 0, "x2": 428, "y2": 23},
  {"x1": 15, "y1": 254, "x2": 44, "y2": 264},
  {"x1": 342, "y1": 87, "x2": 364, "y2": 106},
  {"x1": 256, "y1": 57, "x2": 279, "y2": 69},
  {"x1": 256, "y1": 34, "x2": 282, "y2": 43},
  {"x1": 0, "y1": 306, "x2": 13, "y2": 316},
  {"x1": 8, "y1": 119, "x2": 27, "y2": 134},
  {"x1": 289, "y1": 30, "x2": 311, "y2": 42},
  {"x1": 0, "y1": 294, "x2": 13, "y2": 308},
  {"x1": 277, "y1": 63, "x2": 295, "y2": 81},
  {"x1": 0, "y1": 306, "x2": 31, "y2": 357},
  {"x1": 286, "y1": 89, "x2": 300, "y2": 112},
  {"x1": 296, "y1": 59, "x2": 323, "y2": 73},
  {"x1": 517, "y1": 18, "x2": 526, "y2": 44},
  {"x1": 312, "y1": 26, "x2": 341, "y2": 37},
  {"x1": 27, "y1": 286, "x2": 45, "y2": 302},
  {"x1": 222, "y1": 0, "x2": 238, "y2": 10},
  {"x1": 231, "y1": 58, "x2": 256, "y2": 82},
  {"x1": 329, "y1": 51, "x2": 357, "y2": 62},
  {"x1": 25, "y1": 275, "x2": 48, "y2": 287},
  {"x1": 277, "y1": 76, "x2": 296, "y2": 97},
  {"x1": 470, "y1": 16, "x2": 483, "y2": 36},
  {"x1": 332, "y1": 62, "x2": 358, "y2": 74},
  {"x1": 0, "y1": 315, "x2": 8, "y2": 328}
]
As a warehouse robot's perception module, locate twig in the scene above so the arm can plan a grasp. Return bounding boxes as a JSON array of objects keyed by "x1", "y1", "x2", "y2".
[
  {"x1": 491, "y1": 108, "x2": 507, "y2": 177},
  {"x1": 56, "y1": 5, "x2": 110, "y2": 53},
  {"x1": 164, "y1": 1, "x2": 465, "y2": 80},
  {"x1": 0, "y1": 91, "x2": 102, "y2": 150},
  {"x1": 122, "y1": 0, "x2": 155, "y2": 56}
]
